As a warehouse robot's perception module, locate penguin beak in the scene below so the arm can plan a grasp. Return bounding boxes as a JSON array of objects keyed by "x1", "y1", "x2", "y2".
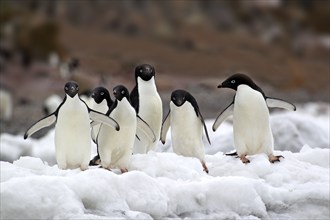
[{"x1": 217, "y1": 84, "x2": 223, "y2": 88}]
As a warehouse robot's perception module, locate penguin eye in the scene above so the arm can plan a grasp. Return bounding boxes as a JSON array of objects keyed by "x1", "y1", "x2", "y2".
[
  {"x1": 172, "y1": 97, "x2": 176, "y2": 101},
  {"x1": 100, "y1": 92, "x2": 104, "y2": 96},
  {"x1": 76, "y1": 86, "x2": 79, "y2": 90},
  {"x1": 231, "y1": 80, "x2": 235, "y2": 84},
  {"x1": 140, "y1": 69, "x2": 143, "y2": 73},
  {"x1": 65, "y1": 87, "x2": 68, "y2": 91},
  {"x1": 121, "y1": 90, "x2": 125, "y2": 95}
]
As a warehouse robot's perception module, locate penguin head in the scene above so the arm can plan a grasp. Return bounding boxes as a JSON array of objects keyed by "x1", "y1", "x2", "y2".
[
  {"x1": 91, "y1": 87, "x2": 111, "y2": 104},
  {"x1": 171, "y1": 90, "x2": 190, "y2": 107},
  {"x1": 218, "y1": 73, "x2": 260, "y2": 91},
  {"x1": 64, "y1": 81, "x2": 79, "y2": 98},
  {"x1": 135, "y1": 64, "x2": 155, "y2": 81},
  {"x1": 113, "y1": 85, "x2": 129, "y2": 101}
]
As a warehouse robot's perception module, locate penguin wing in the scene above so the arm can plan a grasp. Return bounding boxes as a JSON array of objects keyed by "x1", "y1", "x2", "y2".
[
  {"x1": 89, "y1": 110, "x2": 120, "y2": 131},
  {"x1": 212, "y1": 102, "x2": 234, "y2": 132},
  {"x1": 91, "y1": 126, "x2": 98, "y2": 144},
  {"x1": 24, "y1": 114, "x2": 57, "y2": 139},
  {"x1": 160, "y1": 110, "x2": 171, "y2": 144},
  {"x1": 197, "y1": 110, "x2": 211, "y2": 145},
  {"x1": 266, "y1": 97, "x2": 296, "y2": 111},
  {"x1": 136, "y1": 115, "x2": 156, "y2": 143}
]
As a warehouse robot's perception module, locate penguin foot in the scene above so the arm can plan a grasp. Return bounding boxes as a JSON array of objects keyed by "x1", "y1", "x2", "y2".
[
  {"x1": 103, "y1": 167, "x2": 112, "y2": 171},
  {"x1": 201, "y1": 161, "x2": 209, "y2": 174},
  {"x1": 89, "y1": 155, "x2": 101, "y2": 166},
  {"x1": 269, "y1": 155, "x2": 284, "y2": 163},
  {"x1": 80, "y1": 165, "x2": 88, "y2": 171},
  {"x1": 240, "y1": 155, "x2": 250, "y2": 164},
  {"x1": 120, "y1": 168, "x2": 128, "y2": 173}
]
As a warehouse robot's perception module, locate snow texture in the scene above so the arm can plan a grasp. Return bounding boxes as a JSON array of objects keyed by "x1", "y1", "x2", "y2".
[{"x1": 1, "y1": 103, "x2": 329, "y2": 219}]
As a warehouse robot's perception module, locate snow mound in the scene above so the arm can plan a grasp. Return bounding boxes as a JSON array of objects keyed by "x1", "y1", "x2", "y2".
[
  {"x1": 1, "y1": 102, "x2": 329, "y2": 219},
  {"x1": 1, "y1": 149, "x2": 329, "y2": 219}
]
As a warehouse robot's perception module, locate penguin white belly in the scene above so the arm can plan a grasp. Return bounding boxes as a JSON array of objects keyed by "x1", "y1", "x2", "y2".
[
  {"x1": 98, "y1": 100, "x2": 136, "y2": 169},
  {"x1": 233, "y1": 85, "x2": 273, "y2": 156},
  {"x1": 55, "y1": 96, "x2": 91, "y2": 169},
  {"x1": 170, "y1": 102, "x2": 205, "y2": 161},
  {"x1": 134, "y1": 78, "x2": 162, "y2": 153}
]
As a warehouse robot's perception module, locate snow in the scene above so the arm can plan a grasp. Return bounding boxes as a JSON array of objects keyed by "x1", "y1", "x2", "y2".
[{"x1": 1, "y1": 102, "x2": 329, "y2": 219}]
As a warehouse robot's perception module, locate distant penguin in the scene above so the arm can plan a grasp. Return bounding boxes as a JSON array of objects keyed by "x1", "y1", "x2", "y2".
[
  {"x1": 89, "y1": 86, "x2": 113, "y2": 166},
  {"x1": 95, "y1": 85, "x2": 155, "y2": 172},
  {"x1": 24, "y1": 81, "x2": 119, "y2": 170},
  {"x1": 43, "y1": 94, "x2": 62, "y2": 116},
  {"x1": 130, "y1": 64, "x2": 163, "y2": 154},
  {"x1": 212, "y1": 73, "x2": 296, "y2": 164},
  {"x1": 161, "y1": 90, "x2": 211, "y2": 173},
  {"x1": 0, "y1": 87, "x2": 13, "y2": 121}
]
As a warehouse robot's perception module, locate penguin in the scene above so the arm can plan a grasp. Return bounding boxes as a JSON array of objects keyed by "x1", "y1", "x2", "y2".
[
  {"x1": 212, "y1": 73, "x2": 296, "y2": 164},
  {"x1": 96, "y1": 85, "x2": 156, "y2": 173},
  {"x1": 24, "y1": 81, "x2": 120, "y2": 170},
  {"x1": 0, "y1": 87, "x2": 13, "y2": 122},
  {"x1": 161, "y1": 90, "x2": 211, "y2": 173},
  {"x1": 89, "y1": 86, "x2": 113, "y2": 166},
  {"x1": 130, "y1": 64, "x2": 163, "y2": 154}
]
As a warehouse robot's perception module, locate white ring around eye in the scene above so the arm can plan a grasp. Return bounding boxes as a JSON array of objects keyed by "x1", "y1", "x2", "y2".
[
  {"x1": 101, "y1": 92, "x2": 104, "y2": 95},
  {"x1": 140, "y1": 69, "x2": 143, "y2": 73},
  {"x1": 121, "y1": 90, "x2": 125, "y2": 94},
  {"x1": 231, "y1": 80, "x2": 235, "y2": 84}
]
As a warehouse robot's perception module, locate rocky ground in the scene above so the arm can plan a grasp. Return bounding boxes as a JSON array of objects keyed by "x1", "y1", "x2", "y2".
[{"x1": 1, "y1": 8, "x2": 329, "y2": 136}]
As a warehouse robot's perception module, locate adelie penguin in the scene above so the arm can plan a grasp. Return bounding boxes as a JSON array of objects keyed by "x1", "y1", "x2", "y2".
[
  {"x1": 89, "y1": 86, "x2": 114, "y2": 166},
  {"x1": 161, "y1": 90, "x2": 211, "y2": 173},
  {"x1": 95, "y1": 85, "x2": 156, "y2": 172},
  {"x1": 130, "y1": 64, "x2": 162, "y2": 154},
  {"x1": 24, "y1": 81, "x2": 120, "y2": 170},
  {"x1": 212, "y1": 73, "x2": 296, "y2": 164}
]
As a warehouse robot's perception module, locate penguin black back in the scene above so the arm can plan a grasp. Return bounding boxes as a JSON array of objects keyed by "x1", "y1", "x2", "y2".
[{"x1": 130, "y1": 64, "x2": 156, "y2": 113}]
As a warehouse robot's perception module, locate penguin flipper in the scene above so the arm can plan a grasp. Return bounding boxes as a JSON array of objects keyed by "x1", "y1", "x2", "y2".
[
  {"x1": 212, "y1": 102, "x2": 234, "y2": 131},
  {"x1": 89, "y1": 110, "x2": 120, "y2": 131},
  {"x1": 136, "y1": 115, "x2": 156, "y2": 143},
  {"x1": 160, "y1": 110, "x2": 171, "y2": 144},
  {"x1": 24, "y1": 114, "x2": 57, "y2": 139},
  {"x1": 198, "y1": 111, "x2": 211, "y2": 145},
  {"x1": 266, "y1": 97, "x2": 296, "y2": 111}
]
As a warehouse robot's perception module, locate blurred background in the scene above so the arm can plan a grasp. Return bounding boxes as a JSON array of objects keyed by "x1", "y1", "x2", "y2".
[{"x1": 0, "y1": 0, "x2": 329, "y2": 136}]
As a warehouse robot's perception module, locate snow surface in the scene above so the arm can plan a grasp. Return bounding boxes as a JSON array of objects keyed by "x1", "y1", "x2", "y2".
[{"x1": 1, "y1": 103, "x2": 329, "y2": 219}]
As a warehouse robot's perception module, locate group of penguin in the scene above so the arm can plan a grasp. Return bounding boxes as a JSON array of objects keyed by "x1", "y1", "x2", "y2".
[{"x1": 24, "y1": 64, "x2": 296, "y2": 174}]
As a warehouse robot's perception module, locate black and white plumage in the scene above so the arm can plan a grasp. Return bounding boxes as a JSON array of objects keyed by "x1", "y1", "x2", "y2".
[
  {"x1": 95, "y1": 85, "x2": 155, "y2": 172},
  {"x1": 89, "y1": 87, "x2": 114, "y2": 166},
  {"x1": 130, "y1": 64, "x2": 162, "y2": 154},
  {"x1": 161, "y1": 90, "x2": 211, "y2": 173},
  {"x1": 212, "y1": 73, "x2": 296, "y2": 164},
  {"x1": 24, "y1": 81, "x2": 119, "y2": 170}
]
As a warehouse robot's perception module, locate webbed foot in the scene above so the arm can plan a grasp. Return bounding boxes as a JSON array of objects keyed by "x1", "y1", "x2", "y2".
[{"x1": 269, "y1": 155, "x2": 284, "y2": 163}]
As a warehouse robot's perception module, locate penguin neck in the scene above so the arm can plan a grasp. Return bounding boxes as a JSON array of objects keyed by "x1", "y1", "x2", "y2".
[
  {"x1": 92, "y1": 99, "x2": 108, "y2": 114},
  {"x1": 66, "y1": 94, "x2": 80, "y2": 102},
  {"x1": 137, "y1": 77, "x2": 158, "y2": 94}
]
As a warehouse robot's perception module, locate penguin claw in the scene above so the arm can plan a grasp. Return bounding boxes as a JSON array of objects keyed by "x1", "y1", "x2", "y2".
[
  {"x1": 120, "y1": 168, "x2": 128, "y2": 173},
  {"x1": 201, "y1": 161, "x2": 209, "y2": 174},
  {"x1": 240, "y1": 155, "x2": 250, "y2": 164},
  {"x1": 269, "y1": 155, "x2": 284, "y2": 163}
]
